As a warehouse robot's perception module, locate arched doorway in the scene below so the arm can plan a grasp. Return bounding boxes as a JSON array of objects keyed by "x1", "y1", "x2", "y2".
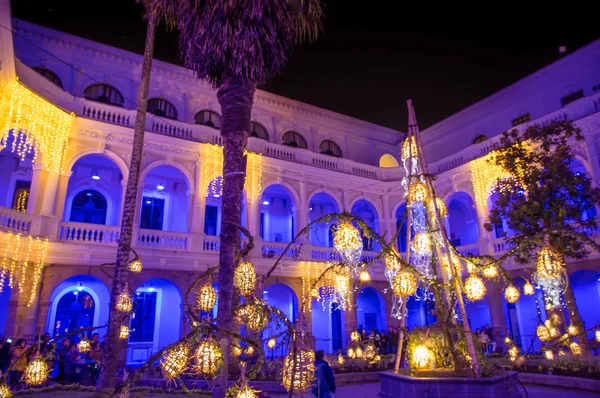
[
  {"x1": 263, "y1": 284, "x2": 298, "y2": 357},
  {"x1": 0, "y1": 281, "x2": 11, "y2": 337},
  {"x1": 0, "y1": 142, "x2": 34, "y2": 212},
  {"x1": 395, "y1": 203, "x2": 409, "y2": 253},
  {"x1": 352, "y1": 199, "x2": 380, "y2": 251},
  {"x1": 462, "y1": 298, "x2": 492, "y2": 335},
  {"x1": 308, "y1": 192, "x2": 339, "y2": 247},
  {"x1": 405, "y1": 290, "x2": 436, "y2": 330},
  {"x1": 47, "y1": 275, "x2": 110, "y2": 340},
  {"x1": 311, "y1": 288, "x2": 346, "y2": 354},
  {"x1": 204, "y1": 177, "x2": 248, "y2": 236},
  {"x1": 64, "y1": 154, "x2": 123, "y2": 225},
  {"x1": 570, "y1": 270, "x2": 600, "y2": 340},
  {"x1": 141, "y1": 165, "x2": 190, "y2": 232},
  {"x1": 447, "y1": 192, "x2": 479, "y2": 246},
  {"x1": 505, "y1": 278, "x2": 545, "y2": 351},
  {"x1": 356, "y1": 287, "x2": 387, "y2": 334},
  {"x1": 260, "y1": 185, "x2": 296, "y2": 243},
  {"x1": 128, "y1": 278, "x2": 182, "y2": 365}
]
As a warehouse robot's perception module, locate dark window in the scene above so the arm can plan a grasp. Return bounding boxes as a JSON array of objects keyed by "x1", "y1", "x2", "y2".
[
  {"x1": 129, "y1": 292, "x2": 157, "y2": 343},
  {"x1": 204, "y1": 205, "x2": 219, "y2": 236},
  {"x1": 282, "y1": 131, "x2": 307, "y2": 149},
  {"x1": 148, "y1": 98, "x2": 178, "y2": 120},
  {"x1": 70, "y1": 190, "x2": 107, "y2": 225},
  {"x1": 319, "y1": 140, "x2": 342, "y2": 157},
  {"x1": 84, "y1": 84, "x2": 124, "y2": 107},
  {"x1": 11, "y1": 180, "x2": 31, "y2": 213},
  {"x1": 511, "y1": 113, "x2": 531, "y2": 127},
  {"x1": 53, "y1": 291, "x2": 94, "y2": 340},
  {"x1": 473, "y1": 135, "x2": 488, "y2": 144},
  {"x1": 140, "y1": 197, "x2": 164, "y2": 230},
  {"x1": 561, "y1": 90, "x2": 584, "y2": 106},
  {"x1": 33, "y1": 67, "x2": 63, "y2": 88},
  {"x1": 195, "y1": 110, "x2": 221, "y2": 129},
  {"x1": 249, "y1": 122, "x2": 269, "y2": 140}
]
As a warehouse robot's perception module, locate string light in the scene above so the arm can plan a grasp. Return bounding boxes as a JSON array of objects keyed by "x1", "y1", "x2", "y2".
[
  {"x1": 119, "y1": 325, "x2": 130, "y2": 340},
  {"x1": 401, "y1": 136, "x2": 418, "y2": 161},
  {"x1": 504, "y1": 285, "x2": 520, "y2": 304},
  {"x1": 161, "y1": 345, "x2": 189, "y2": 380},
  {"x1": 24, "y1": 357, "x2": 49, "y2": 386},
  {"x1": 236, "y1": 303, "x2": 269, "y2": 332},
  {"x1": 77, "y1": 339, "x2": 91, "y2": 354},
  {"x1": 232, "y1": 345, "x2": 243, "y2": 357},
  {"x1": 464, "y1": 274, "x2": 486, "y2": 301},
  {"x1": 351, "y1": 331, "x2": 360, "y2": 342},
  {"x1": 482, "y1": 264, "x2": 498, "y2": 279},
  {"x1": 441, "y1": 253, "x2": 461, "y2": 280},
  {"x1": 469, "y1": 152, "x2": 511, "y2": 206},
  {"x1": 364, "y1": 344, "x2": 377, "y2": 362},
  {"x1": 237, "y1": 382, "x2": 260, "y2": 398},
  {"x1": 384, "y1": 250, "x2": 402, "y2": 280},
  {"x1": 523, "y1": 280, "x2": 535, "y2": 295},
  {"x1": 411, "y1": 232, "x2": 432, "y2": 255},
  {"x1": 234, "y1": 261, "x2": 257, "y2": 297},
  {"x1": 0, "y1": 80, "x2": 73, "y2": 172},
  {"x1": 337, "y1": 353, "x2": 345, "y2": 365},
  {"x1": 0, "y1": 383, "x2": 11, "y2": 398},
  {"x1": 282, "y1": 347, "x2": 315, "y2": 393},
  {"x1": 194, "y1": 337, "x2": 223, "y2": 377},
  {"x1": 536, "y1": 247, "x2": 565, "y2": 279},
  {"x1": 544, "y1": 350, "x2": 554, "y2": 360},
  {"x1": 407, "y1": 181, "x2": 428, "y2": 204},
  {"x1": 267, "y1": 338, "x2": 276, "y2": 349},
  {"x1": 567, "y1": 325, "x2": 578, "y2": 336},
  {"x1": 537, "y1": 325, "x2": 551, "y2": 342},
  {"x1": 595, "y1": 329, "x2": 600, "y2": 343},
  {"x1": 116, "y1": 290, "x2": 132, "y2": 312},
  {"x1": 359, "y1": 269, "x2": 371, "y2": 283},
  {"x1": 355, "y1": 347, "x2": 363, "y2": 358},
  {"x1": 333, "y1": 221, "x2": 362, "y2": 265},
  {"x1": 550, "y1": 313, "x2": 562, "y2": 326},
  {"x1": 412, "y1": 345, "x2": 434, "y2": 369},
  {"x1": 392, "y1": 271, "x2": 417, "y2": 297},
  {"x1": 128, "y1": 259, "x2": 142, "y2": 273},
  {"x1": 347, "y1": 347, "x2": 356, "y2": 359},
  {"x1": 197, "y1": 283, "x2": 217, "y2": 313},
  {"x1": 16, "y1": 190, "x2": 29, "y2": 213},
  {"x1": 569, "y1": 342, "x2": 581, "y2": 355},
  {"x1": 245, "y1": 346, "x2": 255, "y2": 356},
  {"x1": 426, "y1": 196, "x2": 447, "y2": 218}
]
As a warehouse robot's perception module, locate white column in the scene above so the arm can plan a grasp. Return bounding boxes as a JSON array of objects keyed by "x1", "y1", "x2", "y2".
[
  {"x1": 381, "y1": 194, "x2": 392, "y2": 242},
  {"x1": 190, "y1": 160, "x2": 205, "y2": 233},
  {"x1": 248, "y1": 199, "x2": 260, "y2": 238},
  {"x1": 26, "y1": 164, "x2": 44, "y2": 215},
  {"x1": 584, "y1": 135, "x2": 600, "y2": 187},
  {"x1": 120, "y1": 178, "x2": 128, "y2": 226},
  {"x1": 475, "y1": 201, "x2": 492, "y2": 241},
  {"x1": 53, "y1": 171, "x2": 72, "y2": 221},
  {"x1": 39, "y1": 170, "x2": 60, "y2": 216},
  {"x1": 298, "y1": 182, "x2": 309, "y2": 235}
]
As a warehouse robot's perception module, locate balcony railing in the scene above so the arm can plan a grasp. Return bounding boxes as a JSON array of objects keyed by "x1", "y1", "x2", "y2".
[
  {"x1": 58, "y1": 222, "x2": 120, "y2": 245},
  {"x1": 0, "y1": 208, "x2": 32, "y2": 234},
  {"x1": 136, "y1": 229, "x2": 188, "y2": 251}
]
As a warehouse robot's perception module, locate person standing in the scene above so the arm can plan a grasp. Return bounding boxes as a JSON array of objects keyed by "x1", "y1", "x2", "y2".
[
  {"x1": 9, "y1": 339, "x2": 27, "y2": 390},
  {"x1": 484, "y1": 324, "x2": 496, "y2": 353},
  {"x1": 312, "y1": 350, "x2": 336, "y2": 398},
  {"x1": 57, "y1": 338, "x2": 70, "y2": 384}
]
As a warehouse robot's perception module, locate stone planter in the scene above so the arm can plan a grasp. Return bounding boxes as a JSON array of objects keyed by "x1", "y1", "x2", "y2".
[{"x1": 379, "y1": 371, "x2": 524, "y2": 398}]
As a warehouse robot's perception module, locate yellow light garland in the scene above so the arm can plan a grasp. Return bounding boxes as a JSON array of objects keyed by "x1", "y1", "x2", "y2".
[
  {"x1": 234, "y1": 261, "x2": 257, "y2": 297},
  {"x1": 426, "y1": 196, "x2": 448, "y2": 218},
  {"x1": 523, "y1": 280, "x2": 535, "y2": 296},
  {"x1": 407, "y1": 181, "x2": 428, "y2": 204},
  {"x1": 128, "y1": 259, "x2": 142, "y2": 273},
  {"x1": 337, "y1": 353, "x2": 345, "y2": 365},
  {"x1": 464, "y1": 274, "x2": 486, "y2": 301},
  {"x1": 347, "y1": 347, "x2": 356, "y2": 359},
  {"x1": 194, "y1": 337, "x2": 223, "y2": 377},
  {"x1": 24, "y1": 357, "x2": 49, "y2": 386},
  {"x1": 16, "y1": 190, "x2": 29, "y2": 213},
  {"x1": 537, "y1": 325, "x2": 551, "y2": 342},
  {"x1": 596, "y1": 329, "x2": 600, "y2": 343},
  {"x1": 161, "y1": 345, "x2": 189, "y2": 380},
  {"x1": 412, "y1": 232, "x2": 432, "y2": 255},
  {"x1": 364, "y1": 344, "x2": 377, "y2": 362},
  {"x1": 236, "y1": 303, "x2": 269, "y2": 332},
  {"x1": 569, "y1": 342, "x2": 581, "y2": 355},
  {"x1": 536, "y1": 247, "x2": 565, "y2": 279},
  {"x1": 77, "y1": 339, "x2": 91, "y2": 354},
  {"x1": 441, "y1": 253, "x2": 461, "y2": 279},
  {"x1": 550, "y1": 313, "x2": 561, "y2": 326},
  {"x1": 232, "y1": 345, "x2": 243, "y2": 357},
  {"x1": 115, "y1": 290, "x2": 132, "y2": 313},
  {"x1": 469, "y1": 152, "x2": 512, "y2": 207},
  {"x1": 504, "y1": 284, "x2": 520, "y2": 304},
  {"x1": 236, "y1": 382, "x2": 260, "y2": 398},
  {"x1": 355, "y1": 347, "x2": 363, "y2": 358},
  {"x1": 401, "y1": 136, "x2": 418, "y2": 161},
  {"x1": 392, "y1": 271, "x2": 417, "y2": 297},
  {"x1": 119, "y1": 325, "x2": 130, "y2": 340},
  {"x1": 282, "y1": 347, "x2": 315, "y2": 393},
  {"x1": 359, "y1": 269, "x2": 371, "y2": 283},
  {"x1": 412, "y1": 345, "x2": 434, "y2": 369},
  {"x1": 197, "y1": 283, "x2": 217, "y2": 313},
  {"x1": 384, "y1": 251, "x2": 401, "y2": 274},
  {"x1": 245, "y1": 345, "x2": 254, "y2": 356}
]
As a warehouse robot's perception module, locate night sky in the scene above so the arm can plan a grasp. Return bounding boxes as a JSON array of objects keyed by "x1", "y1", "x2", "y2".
[{"x1": 10, "y1": 0, "x2": 600, "y2": 130}]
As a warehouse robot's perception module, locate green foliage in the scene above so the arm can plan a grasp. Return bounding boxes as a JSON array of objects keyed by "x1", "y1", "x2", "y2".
[{"x1": 486, "y1": 120, "x2": 600, "y2": 262}]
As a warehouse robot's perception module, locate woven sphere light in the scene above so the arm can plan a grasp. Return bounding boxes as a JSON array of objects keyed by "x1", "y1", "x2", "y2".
[
  {"x1": 267, "y1": 338, "x2": 276, "y2": 349},
  {"x1": 24, "y1": 357, "x2": 49, "y2": 386},
  {"x1": 333, "y1": 221, "x2": 363, "y2": 265},
  {"x1": 464, "y1": 274, "x2": 486, "y2": 301},
  {"x1": 338, "y1": 353, "x2": 345, "y2": 365},
  {"x1": 412, "y1": 232, "x2": 432, "y2": 255},
  {"x1": 355, "y1": 346, "x2": 363, "y2": 358},
  {"x1": 232, "y1": 345, "x2": 243, "y2": 357},
  {"x1": 537, "y1": 325, "x2": 551, "y2": 342},
  {"x1": 550, "y1": 313, "x2": 562, "y2": 326},
  {"x1": 116, "y1": 290, "x2": 132, "y2": 313},
  {"x1": 0, "y1": 383, "x2": 11, "y2": 398},
  {"x1": 384, "y1": 251, "x2": 401, "y2": 274},
  {"x1": 119, "y1": 325, "x2": 130, "y2": 340},
  {"x1": 567, "y1": 325, "x2": 578, "y2": 336},
  {"x1": 161, "y1": 345, "x2": 189, "y2": 380},
  {"x1": 544, "y1": 350, "x2": 555, "y2": 360},
  {"x1": 536, "y1": 247, "x2": 565, "y2": 279},
  {"x1": 197, "y1": 283, "x2": 217, "y2": 313},
  {"x1": 482, "y1": 264, "x2": 498, "y2": 279},
  {"x1": 441, "y1": 254, "x2": 461, "y2": 280},
  {"x1": 237, "y1": 303, "x2": 269, "y2": 332},
  {"x1": 504, "y1": 284, "x2": 520, "y2": 304},
  {"x1": 347, "y1": 347, "x2": 356, "y2": 359},
  {"x1": 194, "y1": 338, "x2": 222, "y2": 377},
  {"x1": 359, "y1": 269, "x2": 371, "y2": 283},
  {"x1": 364, "y1": 344, "x2": 377, "y2": 362},
  {"x1": 596, "y1": 329, "x2": 600, "y2": 343},
  {"x1": 523, "y1": 280, "x2": 535, "y2": 296},
  {"x1": 236, "y1": 382, "x2": 259, "y2": 398},
  {"x1": 508, "y1": 346, "x2": 519, "y2": 358},
  {"x1": 426, "y1": 196, "x2": 448, "y2": 218},
  {"x1": 128, "y1": 259, "x2": 142, "y2": 273},
  {"x1": 570, "y1": 342, "x2": 582, "y2": 355},
  {"x1": 351, "y1": 331, "x2": 360, "y2": 342},
  {"x1": 401, "y1": 136, "x2": 418, "y2": 160},
  {"x1": 234, "y1": 261, "x2": 257, "y2": 297},
  {"x1": 245, "y1": 346, "x2": 255, "y2": 356},
  {"x1": 407, "y1": 181, "x2": 428, "y2": 204},
  {"x1": 392, "y1": 271, "x2": 417, "y2": 297},
  {"x1": 77, "y1": 339, "x2": 91, "y2": 354},
  {"x1": 412, "y1": 345, "x2": 434, "y2": 369},
  {"x1": 282, "y1": 348, "x2": 315, "y2": 393}
]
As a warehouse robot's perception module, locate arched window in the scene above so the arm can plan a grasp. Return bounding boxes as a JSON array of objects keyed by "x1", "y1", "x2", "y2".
[
  {"x1": 195, "y1": 110, "x2": 221, "y2": 129},
  {"x1": 282, "y1": 131, "x2": 307, "y2": 149},
  {"x1": 54, "y1": 290, "x2": 95, "y2": 338},
  {"x1": 319, "y1": 140, "x2": 342, "y2": 157},
  {"x1": 70, "y1": 190, "x2": 108, "y2": 225},
  {"x1": 33, "y1": 67, "x2": 63, "y2": 88},
  {"x1": 148, "y1": 98, "x2": 178, "y2": 120},
  {"x1": 84, "y1": 84, "x2": 124, "y2": 107},
  {"x1": 473, "y1": 135, "x2": 488, "y2": 144},
  {"x1": 250, "y1": 122, "x2": 269, "y2": 140}
]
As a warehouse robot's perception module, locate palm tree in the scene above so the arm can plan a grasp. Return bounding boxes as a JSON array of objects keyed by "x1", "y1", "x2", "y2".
[
  {"x1": 149, "y1": 2, "x2": 322, "y2": 396},
  {"x1": 96, "y1": 7, "x2": 157, "y2": 391}
]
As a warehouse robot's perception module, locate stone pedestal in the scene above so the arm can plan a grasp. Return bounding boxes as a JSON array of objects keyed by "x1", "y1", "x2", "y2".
[{"x1": 379, "y1": 371, "x2": 524, "y2": 398}]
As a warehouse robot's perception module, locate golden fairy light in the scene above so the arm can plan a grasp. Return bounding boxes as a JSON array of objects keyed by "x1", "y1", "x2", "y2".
[
  {"x1": 347, "y1": 347, "x2": 356, "y2": 359},
  {"x1": 412, "y1": 345, "x2": 434, "y2": 369},
  {"x1": 236, "y1": 382, "x2": 259, "y2": 398},
  {"x1": 407, "y1": 181, "x2": 428, "y2": 204},
  {"x1": 232, "y1": 345, "x2": 243, "y2": 357},
  {"x1": 504, "y1": 285, "x2": 520, "y2": 304},
  {"x1": 549, "y1": 326, "x2": 560, "y2": 339},
  {"x1": 392, "y1": 270, "x2": 417, "y2": 297},
  {"x1": 550, "y1": 313, "x2": 562, "y2": 326},
  {"x1": 570, "y1": 342, "x2": 582, "y2": 355},
  {"x1": 128, "y1": 259, "x2": 142, "y2": 273},
  {"x1": 351, "y1": 331, "x2": 360, "y2": 342},
  {"x1": 508, "y1": 346, "x2": 519, "y2": 358},
  {"x1": 119, "y1": 325, "x2": 130, "y2": 340},
  {"x1": 544, "y1": 350, "x2": 555, "y2": 360},
  {"x1": 364, "y1": 344, "x2": 377, "y2": 362},
  {"x1": 197, "y1": 283, "x2": 217, "y2": 313},
  {"x1": 567, "y1": 325, "x2": 578, "y2": 336},
  {"x1": 355, "y1": 347, "x2": 363, "y2": 358},
  {"x1": 412, "y1": 232, "x2": 432, "y2": 255},
  {"x1": 24, "y1": 357, "x2": 49, "y2": 386},
  {"x1": 194, "y1": 338, "x2": 223, "y2": 377},
  {"x1": 523, "y1": 280, "x2": 535, "y2": 296},
  {"x1": 464, "y1": 274, "x2": 486, "y2": 301},
  {"x1": 401, "y1": 136, "x2": 418, "y2": 160},
  {"x1": 0, "y1": 383, "x2": 11, "y2": 398},
  {"x1": 267, "y1": 337, "x2": 276, "y2": 349},
  {"x1": 282, "y1": 348, "x2": 315, "y2": 393},
  {"x1": 236, "y1": 303, "x2": 269, "y2": 332},
  {"x1": 375, "y1": 355, "x2": 381, "y2": 362},
  {"x1": 359, "y1": 269, "x2": 371, "y2": 283},
  {"x1": 596, "y1": 329, "x2": 600, "y2": 343},
  {"x1": 16, "y1": 190, "x2": 28, "y2": 213},
  {"x1": 234, "y1": 261, "x2": 257, "y2": 296},
  {"x1": 536, "y1": 247, "x2": 565, "y2": 279},
  {"x1": 504, "y1": 336, "x2": 511, "y2": 344},
  {"x1": 441, "y1": 253, "x2": 461, "y2": 279},
  {"x1": 537, "y1": 325, "x2": 551, "y2": 342},
  {"x1": 384, "y1": 251, "x2": 401, "y2": 274},
  {"x1": 77, "y1": 339, "x2": 91, "y2": 354},
  {"x1": 161, "y1": 345, "x2": 189, "y2": 380},
  {"x1": 333, "y1": 220, "x2": 363, "y2": 264},
  {"x1": 245, "y1": 345, "x2": 254, "y2": 356},
  {"x1": 426, "y1": 196, "x2": 448, "y2": 218},
  {"x1": 482, "y1": 264, "x2": 498, "y2": 279},
  {"x1": 338, "y1": 353, "x2": 345, "y2": 365},
  {"x1": 469, "y1": 152, "x2": 512, "y2": 206},
  {"x1": 116, "y1": 290, "x2": 132, "y2": 312}
]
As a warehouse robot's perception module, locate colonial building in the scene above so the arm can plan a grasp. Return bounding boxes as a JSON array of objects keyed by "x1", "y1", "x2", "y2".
[{"x1": 1, "y1": 4, "x2": 599, "y2": 363}]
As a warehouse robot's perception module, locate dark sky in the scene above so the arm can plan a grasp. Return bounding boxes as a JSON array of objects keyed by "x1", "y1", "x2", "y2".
[{"x1": 10, "y1": 0, "x2": 600, "y2": 130}]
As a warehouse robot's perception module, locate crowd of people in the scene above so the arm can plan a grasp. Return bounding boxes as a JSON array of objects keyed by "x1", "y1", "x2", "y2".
[
  {"x1": 0, "y1": 333, "x2": 104, "y2": 390},
  {"x1": 356, "y1": 326, "x2": 401, "y2": 354},
  {"x1": 475, "y1": 324, "x2": 497, "y2": 354}
]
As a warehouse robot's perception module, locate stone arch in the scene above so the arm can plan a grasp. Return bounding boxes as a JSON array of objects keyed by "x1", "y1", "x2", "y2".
[
  {"x1": 356, "y1": 287, "x2": 387, "y2": 333},
  {"x1": 351, "y1": 198, "x2": 381, "y2": 251},
  {"x1": 260, "y1": 183, "x2": 298, "y2": 243},
  {"x1": 311, "y1": 286, "x2": 347, "y2": 354},
  {"x1": 140, "y1": 160, "x2": 194, "y2": 194},
  {"x1": 65, "y1": 149, "x2": 129, "y2": 180},
  {"x1": 307, "y1": 189, "x2": 343, "y2": 212},
  {"x1": 308, "y1": 191, "x2": 341, "y2": 248},
  {"x1": 446, "y1": 191, "x2": 479, "y2": 245},
  {"x1": 569, "y1": 269, "x2": 600, "y2": 340},
  {"x1": 259, "y1": 180, "x2": 300, "y2": 210}
]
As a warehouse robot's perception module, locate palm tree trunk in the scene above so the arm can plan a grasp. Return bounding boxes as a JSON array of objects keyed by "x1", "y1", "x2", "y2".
[
  {"x1": 97, "y1": 15, "x2": 156, "y2": 392},
  {"x1": 563, "y1": 275, "x2": 590, "y2": 354},
  {"x1": 212, "y1": 75, "x2": 255, "y2": 398}
]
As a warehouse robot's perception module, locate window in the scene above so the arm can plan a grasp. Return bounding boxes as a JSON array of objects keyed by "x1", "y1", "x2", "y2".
[
  {"x1": 195, "y1": 110, "x2": 221, "y2": 129},
  {"x1": 319, "y1": 140, "x2": 342, "y2": 157},
  {"x1": 33, "y1": 67, "x2": 63, "y2": 88},
  {"x1": 11, "y1": 180, "x2": 31, "y2": 213},
  {"x1": 148, "y1": 98, "x2": 178, "y2": 120},
  {"x1": 140, "y1": 197, "x2": 165, "y2": 230},
  {"x1": 282, "y1": 131, "x2": 307, "y2": 148},
  {"x1": 472, "y1": 135, "x2": 488, "y2": 144},
  {"x1": 129, "y1": 291, "x2": 157, "y2": 343},
  {"x1": 84, "y1": 84, "x2": 124, "y2": 107},
  {"x1": 511, "y1": 113, "x2": 530, "y2": 126},
  {"x1": 70, "y1": 190, "x2": 108, "y2": 225},
  {"x1": 53, "y1": 291, "x2": 94, "y2": 339},
  {"x1": 561, "y1": 90, "x2": 584, "y2": 106},
  {"x1": 204, "y1": 205, "x2": 219, "y2": 236},
  {"x1": 250, "y1": 122, "x2": 269, "y2": 140}
]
